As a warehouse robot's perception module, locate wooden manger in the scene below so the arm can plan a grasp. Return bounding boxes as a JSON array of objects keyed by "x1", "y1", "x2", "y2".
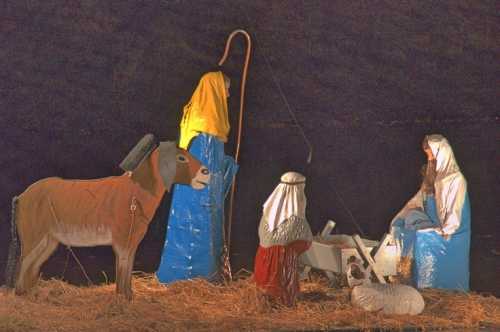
[{"x1": 299, "y1": 221, "x2": 398, "y2": 284}]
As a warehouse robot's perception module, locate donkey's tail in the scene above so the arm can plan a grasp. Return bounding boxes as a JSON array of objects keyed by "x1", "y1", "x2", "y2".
[{"x1": 5, "y1": 196, "x2": 19, "y2": 288}]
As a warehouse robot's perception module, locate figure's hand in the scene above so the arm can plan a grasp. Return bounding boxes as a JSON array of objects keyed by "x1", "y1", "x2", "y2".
[
  {"x1": 440, "y1": 228, "x2": 451, "y2": 240},
  {"x1": 418, "y1": 227, "x2": 450, "y2": 239},
  {"x1": 417, "y1": 227, "x2": 441, "y2": 234}
]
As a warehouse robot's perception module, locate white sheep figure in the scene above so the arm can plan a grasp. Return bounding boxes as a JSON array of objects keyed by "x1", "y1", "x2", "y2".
[{"x1": 347, "y1": 259, "x2": 425, "y2": 315}]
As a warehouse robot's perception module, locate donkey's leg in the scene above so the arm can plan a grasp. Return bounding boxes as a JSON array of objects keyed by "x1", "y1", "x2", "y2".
[
  {"x1": 122, "y1": 246, "x2": 139, "y2": 300},
  {"x1": 112, "y1": 225, "x2": 146, "y2": 300},
  {"x1": 121, "y1": 225, "x2": 148, "y2": 300},
  {"x1": 113, "y1": 245, "x2": 139, "y2": 300},
  {"x1": 16, "y1": 236, "x2": 49, "y2": 294},
  {"x1": 27, "y1": 236, "x2": 59, "y2": 288},
  {"x1": 112, "y1": 244, "x2": 128, "y2": 298}
]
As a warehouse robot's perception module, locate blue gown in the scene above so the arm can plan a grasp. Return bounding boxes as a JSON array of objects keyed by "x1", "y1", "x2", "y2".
[
  {"x1": 392, "y1": 193, "x2": 471, "y2": 291},
  {"x1": 156, "y1": 134, "x2": 237, "y2": 283}
]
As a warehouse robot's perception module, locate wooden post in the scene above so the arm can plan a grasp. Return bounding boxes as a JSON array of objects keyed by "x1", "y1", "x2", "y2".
[{"x1": 352, "y1": 234, "x2": 386, "y2": 284}]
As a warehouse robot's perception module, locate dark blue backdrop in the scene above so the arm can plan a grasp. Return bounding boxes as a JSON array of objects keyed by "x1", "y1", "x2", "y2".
[{"x1": 1, "y1": 1, "x2": 498, "y2": 295}]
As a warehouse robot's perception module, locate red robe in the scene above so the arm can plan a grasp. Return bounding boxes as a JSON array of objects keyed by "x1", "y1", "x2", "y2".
[{"x1": 254, "y1": 240, "x2": 311, "y2": 306}]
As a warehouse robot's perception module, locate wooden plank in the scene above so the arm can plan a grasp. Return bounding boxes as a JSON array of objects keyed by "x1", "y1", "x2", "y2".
[
  {"x1": 373, "y1": 233, "x2": 392, "y2": 262},
  {"x1": 352, "y1": 234, "x2": 386, "y2": 284}
]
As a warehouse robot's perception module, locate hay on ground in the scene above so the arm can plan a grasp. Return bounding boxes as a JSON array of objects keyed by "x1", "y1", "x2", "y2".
[{"x1": 0, "y1": 272, "x2": 498, "y2": 331}]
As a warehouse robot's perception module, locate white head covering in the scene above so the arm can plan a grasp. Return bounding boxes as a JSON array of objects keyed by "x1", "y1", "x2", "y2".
[
  {"x1": 391, "y1": 135, "x2": 467, "y2": 235},
  {"x1": 426, "y1": 135, "x2": 467, "y2": 234},
  {"x1": 426, "y1": 134, "x2": 460, "y2": 178},
  {"x1": 263, "y1": 172, "x2": 307, "y2": 232}
]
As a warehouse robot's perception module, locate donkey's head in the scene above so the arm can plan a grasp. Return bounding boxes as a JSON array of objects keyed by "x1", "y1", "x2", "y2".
[
  {"x1": 157, "y1": 141, "x2": 210, "y2": 190},
  {"x1": 119, "y1": 134, "x2": 210, "y2": 193}
]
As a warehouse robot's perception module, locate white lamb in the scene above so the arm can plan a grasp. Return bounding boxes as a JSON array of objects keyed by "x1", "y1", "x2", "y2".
[{"x1": 347, "y1": 260, "x2": 425, "y2": 315}]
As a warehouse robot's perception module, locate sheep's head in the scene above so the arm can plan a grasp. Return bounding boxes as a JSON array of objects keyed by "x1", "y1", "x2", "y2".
[{"x1": 346, "y1": 257, "x2": 372, "y2": 287}]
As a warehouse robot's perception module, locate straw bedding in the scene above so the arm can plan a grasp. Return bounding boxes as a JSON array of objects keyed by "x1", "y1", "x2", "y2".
[{"x1": 0, "y1": 272, "x2": 498, "y2": 331}]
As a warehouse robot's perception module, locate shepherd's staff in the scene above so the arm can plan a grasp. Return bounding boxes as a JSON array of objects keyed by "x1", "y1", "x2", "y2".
[{"x1": 218, "y1": 29, "x2": 252, "y2": 280}]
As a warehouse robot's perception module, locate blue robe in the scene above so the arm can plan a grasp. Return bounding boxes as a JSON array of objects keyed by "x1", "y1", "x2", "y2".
[
  {"x1": 156, "y1": 133, "x2": 237, "y2": 283},
  {"x1": 392, "y1": 194, "x2": 471, "y2": 291}
]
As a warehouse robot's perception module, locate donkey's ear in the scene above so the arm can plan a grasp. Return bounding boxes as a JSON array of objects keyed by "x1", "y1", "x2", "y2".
[
  {"x1": 158, "y1": 141, "x2": 177, "y2": 191},
  {"x1": 120, "y1": 134, "x2": 157, "y2": 171}
]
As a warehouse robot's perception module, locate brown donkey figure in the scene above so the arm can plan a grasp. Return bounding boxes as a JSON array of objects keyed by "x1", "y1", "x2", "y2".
[{"x1": 5, "y1": 134, "x2": 210, "y2": 299}]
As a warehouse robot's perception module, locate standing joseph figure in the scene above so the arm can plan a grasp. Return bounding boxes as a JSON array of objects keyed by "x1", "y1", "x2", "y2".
[{"x1": 156, "y1": 71, "x2": 238, "y2": 283}]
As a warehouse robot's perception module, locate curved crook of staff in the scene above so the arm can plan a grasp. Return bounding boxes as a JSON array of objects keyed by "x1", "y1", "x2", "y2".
[
  {"x1": 218, "y1": 29, "x2": 251, "y2": 163},
  {"x1": 218, "y1": 29, "x2": 252, "y2": 278}
]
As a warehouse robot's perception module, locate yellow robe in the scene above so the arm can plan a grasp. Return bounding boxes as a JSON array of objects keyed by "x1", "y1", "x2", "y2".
[{"x1": 179, "y1": 71, "x2": 229, "y2": 149}]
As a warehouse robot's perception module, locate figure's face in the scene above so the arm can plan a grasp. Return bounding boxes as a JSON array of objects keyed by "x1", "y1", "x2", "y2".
[{"x1": 422, "y1": 139, "x2": 435, "y2": 160}]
